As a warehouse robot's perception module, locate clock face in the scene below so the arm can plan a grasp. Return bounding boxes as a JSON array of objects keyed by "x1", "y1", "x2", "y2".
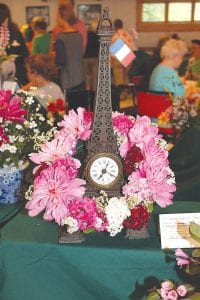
[{"x1": 88, "y1": 154, "x2": 120, "y2": 187}]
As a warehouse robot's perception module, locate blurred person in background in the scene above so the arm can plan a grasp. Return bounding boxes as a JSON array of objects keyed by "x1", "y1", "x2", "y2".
[
  {"x1": 0, "y1": 3, "x2": 29, "y2": 86},
  {"x1": 23, "y1": 54, "x2": 65, "y2": 110},
  {"x1": 20, "y1": 22, "x2": 34, "y2": 53},
  {"x1": 54, "y1": 4, "x2": 85, "y2": 93},
  {"x1": 111, "y1": 19, "x2": 135, "y2": 86},
  {"x1": 51, "y1": 0, "x2": 87, "y2": 55},
  {"x1": 31, "y1": 19, "x2": 51, "y2": 54},
  {"x1": 83, "y1": 19, "x2": 99, "y2": 91},
  {"x1": 149, "y1": 38, "x2": 188, "y2": 97},
  {"x1": 184, "y1": 39, "x2": 200, "y2": 81}
]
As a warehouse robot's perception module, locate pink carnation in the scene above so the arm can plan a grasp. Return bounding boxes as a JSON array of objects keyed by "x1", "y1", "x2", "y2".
[
  {"x1": 175, "y1": 248, "x2": 191, "y2": 268},
  {"x1": 167, "y1": 289, "x2": 178, "y2": 300},
  {"x1": 128, "y1": 115, "x2": 161, "y2": 150},
  {"x1": 112, "y1": 114, "x2": 134, "y2": 135},
  {"x1": 176, "y1": 285, "x2": 187, "y2": 297},
  {"x1": 161, "y1": 281, "x2": 174, "y2": 291},
  {"x1": 67, "y1": 197, "x2": 105, "y2": 231}
]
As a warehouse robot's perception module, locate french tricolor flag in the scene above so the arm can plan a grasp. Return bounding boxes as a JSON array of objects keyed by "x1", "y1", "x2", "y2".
[{"x1": 110, "y1": 38, "x2": 135, "y2": 67}]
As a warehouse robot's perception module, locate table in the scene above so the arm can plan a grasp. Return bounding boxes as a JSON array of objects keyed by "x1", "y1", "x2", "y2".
[
  {"x1": 0, "y1": 202, "x2": 199, "y2": 300},
  {"x1": 0, "y1": 201, "x2": 24, "y2": 228}
]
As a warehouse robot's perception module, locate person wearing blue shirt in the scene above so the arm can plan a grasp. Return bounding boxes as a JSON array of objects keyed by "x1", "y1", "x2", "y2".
[{"x1": 149, "y1": 38, "x2": 188, "y2": 97}]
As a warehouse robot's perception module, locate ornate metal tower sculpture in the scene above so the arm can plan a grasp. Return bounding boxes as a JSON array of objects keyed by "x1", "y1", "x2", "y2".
[{"x1": 83, "y1": 8, "x2": 124, "y2": 197}]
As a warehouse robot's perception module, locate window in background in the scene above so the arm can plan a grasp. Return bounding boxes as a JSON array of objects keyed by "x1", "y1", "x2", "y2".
[{"x1": 137, "y1": 1, "x2": 200, "y2": 31}]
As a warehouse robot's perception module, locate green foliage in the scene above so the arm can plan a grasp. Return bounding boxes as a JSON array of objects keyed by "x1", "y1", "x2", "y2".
[{"x1": 189, "y1": 222, "x2": 200, "y2": 243}]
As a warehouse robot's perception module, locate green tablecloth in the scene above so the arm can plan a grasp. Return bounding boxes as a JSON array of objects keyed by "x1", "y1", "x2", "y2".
[
  {"x1": 0, "y1": 202, "x2": 199, "y2": 300},
  {"x1": 0, "y1": 201, "x2": 24, "y2": 228}
]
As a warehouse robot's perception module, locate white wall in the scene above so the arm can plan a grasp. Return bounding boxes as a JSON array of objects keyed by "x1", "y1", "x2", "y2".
[{"x1": 8, "y1": 0, "x2": 200, "y2": 49}]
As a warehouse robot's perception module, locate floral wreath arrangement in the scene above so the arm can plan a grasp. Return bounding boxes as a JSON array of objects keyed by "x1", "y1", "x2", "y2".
[
  {"x1": 25, "y1": 107, "x2": 176, "y2": 237},
  {"x1": 0, "y1": 89, "x2": 55, "y2": 168},
  {"x1": 158, "y1": 95, "x2": 200, "y2": 132}
]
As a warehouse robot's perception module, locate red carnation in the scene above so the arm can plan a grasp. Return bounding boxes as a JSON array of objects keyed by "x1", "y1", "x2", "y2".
[
  {"x1": 47, "y1": 99, "x2": 65, "y2": 112},
  {"x1": 0, "y1": 126, "x2": 9, "y2": 146},
  {"x1": 123, "y1": 205, "x2": 149, "y2": 230},
  {"x1": 124, "y1": 144, "x2": 143, "y2": 174}
]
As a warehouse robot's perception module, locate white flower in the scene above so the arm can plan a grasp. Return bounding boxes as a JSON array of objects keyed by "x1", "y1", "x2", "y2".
[
  {"x1": 0, "y1": 143, "x2": 16, "y2": 153},
  {"x1": 39, "y1": 115, "x2": 45, "y2": 121},
  {"x1": 16, "y1": 124, "x2": 23, "y2": 130},
  {"x1": 166, "y1": 167, "x2": 176, "y2": 184},
  {"x1": 26, "y1": 121, "x2": 37, "y2": 128},
  {"x1": 105, "y1": 197, "x2": 130, "y2": 236},
  {"x1": 8, "y1": 135, "x2": 16, "y2": 143},
  {"x1": 25, "y1": 96, "x2": 34, "y2": 105},
  {"x1": 18, "y1": 136, "x2": 25, "y2": 142},
  {"x1": 61, "y1": 216, "x2": 79, "y2": 234},
  {"x1": 157, "y1": 138, "x2": 167, "y2": 149}
]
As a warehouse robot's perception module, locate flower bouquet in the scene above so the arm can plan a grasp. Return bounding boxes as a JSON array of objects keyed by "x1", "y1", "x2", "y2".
[
  {"x1": 146, "y1": 246, "x2": 200, "y2": 300},
  {"x1": 146, "y1": 279, "x2": 199, "y2": 300},
  {"x1": 0, "y1": 89, "x2": 55, "y2": 203},
  {"x1": 25, "y1": 107, "x2": 176, "y2": 238},
  {"x1": 158, "y1": 95, "x2": 200, "y2": 133}
]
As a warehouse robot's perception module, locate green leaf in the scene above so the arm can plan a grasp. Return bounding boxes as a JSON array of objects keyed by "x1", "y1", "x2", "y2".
[
  {"x1": 192, "y1": 248, "x2": 200, "y2": 258},
  {"x1": 83, "y1": 228, "x2": 95, "y2": 234},
  {"x1": 146, "y1": 291, "x2": 160, "y2": 300},
  {"x1": 189, "y1": 223, "x2": 200, "y2": 243},
  {"x1": 186, "y1": 262, "x2": 200, "y2": 275},
  {"x1": 190, "y1": 292, "x2": 200, "y2": 300}
]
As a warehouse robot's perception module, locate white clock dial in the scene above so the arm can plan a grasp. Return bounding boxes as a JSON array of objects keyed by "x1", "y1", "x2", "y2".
[{"x1": 89, "y1": 156, "x2": 119, "y2": 186}]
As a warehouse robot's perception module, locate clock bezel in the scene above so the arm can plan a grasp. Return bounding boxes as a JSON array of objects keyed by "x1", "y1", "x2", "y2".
[{"x1": 85, "y1": 152, "x2": 123, "y2": 189}]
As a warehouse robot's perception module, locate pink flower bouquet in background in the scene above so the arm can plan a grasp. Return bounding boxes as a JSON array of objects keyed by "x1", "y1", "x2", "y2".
[{"x1": 25, "y1": 107, "x2": 176, "y2": 236}]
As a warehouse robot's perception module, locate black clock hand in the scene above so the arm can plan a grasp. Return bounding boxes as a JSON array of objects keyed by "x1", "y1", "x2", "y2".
[
  {"x1": 97, "y1": 174, "x2": 103, "y2": 180},
  {"x1": 106, "y1": 171, "x2": 116, "y2": 178}
]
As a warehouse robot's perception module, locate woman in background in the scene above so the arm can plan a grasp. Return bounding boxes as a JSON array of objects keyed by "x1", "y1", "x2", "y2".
[
  {"x1": 23, "y1": 54, "x2": 65, "y2": 110},
  {"x1": 0, "y1": 3, "x2": 29, "y2": 86},
  {"x1": 149, "y1": 38, "x2": 188, "y2": 97}
]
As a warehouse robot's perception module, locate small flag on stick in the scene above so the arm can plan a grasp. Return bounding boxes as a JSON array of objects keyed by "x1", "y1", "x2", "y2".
[{"x1": 110, "y1": 38, "x2": 135, "y2": 68}]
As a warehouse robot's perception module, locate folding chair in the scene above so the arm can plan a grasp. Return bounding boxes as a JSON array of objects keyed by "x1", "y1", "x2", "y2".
[{"x1": 136, "y1": 91, "x2": 177, "y2": 141}]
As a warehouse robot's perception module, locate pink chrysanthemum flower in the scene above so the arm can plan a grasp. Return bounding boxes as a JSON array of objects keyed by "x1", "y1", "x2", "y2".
[
  {"x1": 29, "y1": 134, "x2": 76, "y2": 165},
  {"x1": 57, "y1": 107, "x2": 92, "y2": 141},
  {"x1": 26, "y1": 165, "x2": 86, "y2": 224},
  {"x1": 0, "y1": 90, "x2": 27, "y2": 123}
]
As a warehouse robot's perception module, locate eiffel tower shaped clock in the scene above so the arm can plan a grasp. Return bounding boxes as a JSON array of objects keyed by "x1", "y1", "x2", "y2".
[{"x1": 82, "y1": 8, "x2": 124, "y2": 197}]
